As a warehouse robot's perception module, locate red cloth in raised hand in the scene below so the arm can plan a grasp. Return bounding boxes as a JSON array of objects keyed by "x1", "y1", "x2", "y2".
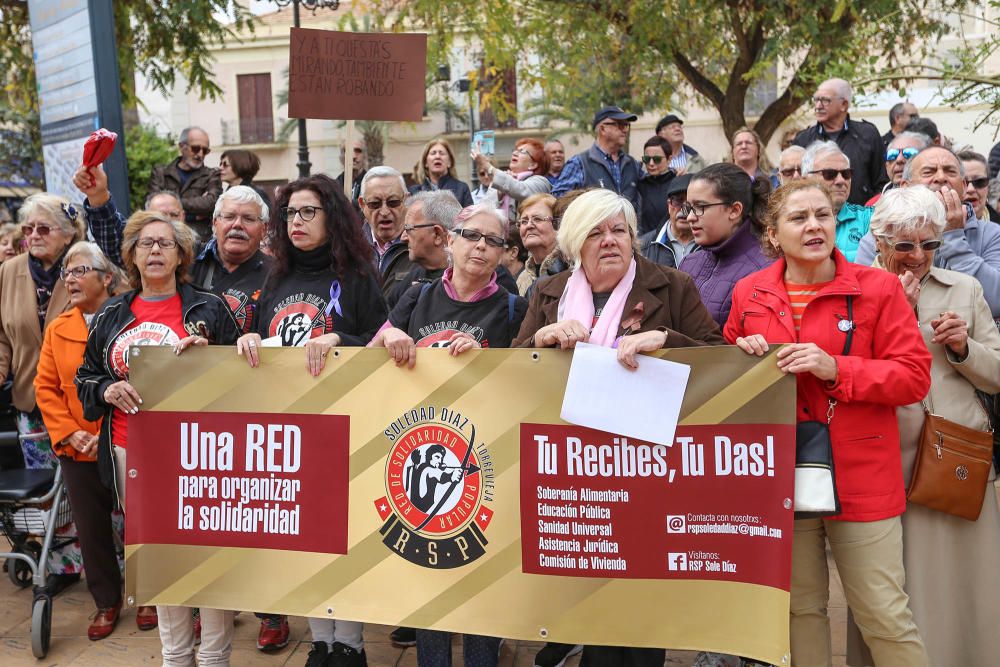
[{"x1": 83, "y1": 128, "x2": 117, "y2": 168}]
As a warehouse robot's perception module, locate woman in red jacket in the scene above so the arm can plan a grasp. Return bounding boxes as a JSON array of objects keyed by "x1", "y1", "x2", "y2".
[{"x1": 724, "y1": 180, "x2": 932, "y2": 667}]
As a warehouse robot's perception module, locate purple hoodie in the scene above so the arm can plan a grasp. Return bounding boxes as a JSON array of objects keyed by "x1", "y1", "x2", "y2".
[{"x1": 678, "y1": 218, "x2": 773, "y2": 326}]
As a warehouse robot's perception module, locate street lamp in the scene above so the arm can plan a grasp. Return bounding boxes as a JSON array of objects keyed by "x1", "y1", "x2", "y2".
[{"x1": 273, "y1": 0, "x2": 342, "y2": 177}]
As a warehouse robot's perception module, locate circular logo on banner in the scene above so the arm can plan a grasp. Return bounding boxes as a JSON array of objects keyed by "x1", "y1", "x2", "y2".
[
  {"x1": 374, "y1": 407, "x2": 495, "y2": 569},
  {"x1": 110, "y1": 322, "x2": 181, "y2": 377}
]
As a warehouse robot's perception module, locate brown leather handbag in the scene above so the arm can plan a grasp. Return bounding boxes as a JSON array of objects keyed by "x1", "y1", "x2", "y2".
[{"x1": 906, "y1": 405, "x2": 993, "y2": 521}]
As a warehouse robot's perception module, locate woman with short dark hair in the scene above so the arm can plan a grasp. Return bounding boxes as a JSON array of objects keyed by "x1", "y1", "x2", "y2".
[{"x1": 637, "y1": 135, "x2": 677, "y2": 235}]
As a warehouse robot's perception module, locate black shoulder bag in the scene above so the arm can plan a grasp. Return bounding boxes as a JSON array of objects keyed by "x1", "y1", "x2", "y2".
[{"x1": 794, "y1": 295, "x2": 854, "y2": 519}]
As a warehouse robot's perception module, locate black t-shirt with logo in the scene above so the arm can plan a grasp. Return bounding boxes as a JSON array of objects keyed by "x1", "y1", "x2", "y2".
[
  {"x1": 191, "y1": 248, "x2": 271, "y2": 334},
  {"x1": 253, "y1": 263, "x2": 387, "y2": 347},
  {"x1": 388, "y1": 279, "x2": 527, "y2": 349}
]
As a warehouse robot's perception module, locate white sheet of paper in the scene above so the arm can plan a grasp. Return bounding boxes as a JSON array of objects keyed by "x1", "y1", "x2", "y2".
[
  {"x1": 560, "y1": 342, "x2": 691, "y2": 446},
  {"x1": 260, "y1": 335, "x2": 294, "y2": 348}
]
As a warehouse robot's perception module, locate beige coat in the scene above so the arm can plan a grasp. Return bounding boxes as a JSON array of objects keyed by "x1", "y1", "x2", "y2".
[
  {"x1": 0, "y1": 253, "x2": 71, "y2": 412},
  {"x1": 848, "y1": 267, "x2": 1000, "y2": 667}
]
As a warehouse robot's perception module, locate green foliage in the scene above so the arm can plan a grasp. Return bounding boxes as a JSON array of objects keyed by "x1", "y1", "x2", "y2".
[
  {"x1": 359, "y1": 0, "x2": 972, "y2": 143},
  {"x1": 125, "y1": 124, "x2": 177, "y2": 213}
]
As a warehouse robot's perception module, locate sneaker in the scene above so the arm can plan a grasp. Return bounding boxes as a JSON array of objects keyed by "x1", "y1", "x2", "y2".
[
  {"x1": 257, "y1": 615, "x2": 290, "y2": 651},
  {"x1": 534, "y1": 642, "x2": 583, "y2": 667},
  {"x1": 328, "y1": 641, "x2": 367, "y2": 667},
  {"x1": 305, "y1": 641, "x2": 330, "y2": 667},
  {"x1": 389, "y1": 626, "x2": 416, "y2": 647}
]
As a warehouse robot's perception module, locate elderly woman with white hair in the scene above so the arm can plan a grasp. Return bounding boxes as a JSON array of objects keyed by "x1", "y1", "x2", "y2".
[
  {"x1": 34, "y1": 242, "x2": 137, "y2": 639},
  {"x1": 514, "y1": 188, "x2": 723, "y2": 357},
  {"x1": 0, "y1": 192, "x2": 87, "y2": 588},
  {"x1": 845, "y1": 185, "x2": 1000, "y2": 667},
  {"x1": 513, "y1": 188, "x2": 723, "y2": 664}
]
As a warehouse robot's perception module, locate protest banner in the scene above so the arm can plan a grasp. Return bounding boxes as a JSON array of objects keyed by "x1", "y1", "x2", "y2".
[{"x1": 125, "y1": 346, "x2": 795, "y2": 664}]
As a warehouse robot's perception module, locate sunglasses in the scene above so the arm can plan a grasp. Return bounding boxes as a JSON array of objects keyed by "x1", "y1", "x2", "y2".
[
  {"x1": 364, "y1": 198, "x2": 403, "y2": 211},
  {"x1": 600, "y1": 120, "x2": 629, "y2": 130},
  {"x1": 60, "y1": 265, "x2": 103, "y2": 281},
  {"x1": 810, "y1": 168, "x2": 853, "y2": 181},
  {"x1": 21, "y1": 224, "x2": 54, "y2": 237},
  {"x1": 453, "y1": 228, "x2": 506, "y2": 248},
  {"x1": 885, "y1": 147, "x2": 919, "y2": 162},
  {"x1": 642, "y1": 155, "x2": 665, "y2": 165},
  {"x1": 879, "y1": 236, "x2": 943, "y2": 253},
  {"x1": 966, "y1": 177, "x2": 990, "y2": 189},
  {"x1": 185, "y1": 144, "x2": 210, "y2": 156},
  {"x1": 779, "y1": 166, "x2": 802, "y2": 178}
]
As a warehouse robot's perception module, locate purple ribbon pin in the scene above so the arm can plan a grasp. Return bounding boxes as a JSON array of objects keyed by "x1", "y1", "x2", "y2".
[{"x1": 326, "y1": 281, "x2": 343, "y2": 317}]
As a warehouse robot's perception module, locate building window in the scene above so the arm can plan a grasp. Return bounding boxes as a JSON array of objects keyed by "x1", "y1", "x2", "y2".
[{"x1": 237, "y1": 73, "x2": 274, "y2": 144}]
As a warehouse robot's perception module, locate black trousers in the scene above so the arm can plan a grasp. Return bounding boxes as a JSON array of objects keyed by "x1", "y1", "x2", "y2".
[
  {"x1": 58, "y1": 456, "x2": 121, "y2": 609},
  {"x1": 581, "y1": 646, "x2": 666, "y2": 667}
]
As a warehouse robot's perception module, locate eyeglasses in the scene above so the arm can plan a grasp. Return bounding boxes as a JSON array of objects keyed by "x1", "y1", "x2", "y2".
[
  {"x1": 966, "y1": 177, "x2": 990, "y2": 189},
  {"x1": 600, "y1": 120, "x2": 629, "y2": 130},
  {"x1": 885, "y1": 147, "x2": 919, "y2": 162},
  {"x1": 219, "y1": 159, "x2": 230, "y2": 167},
  {"x1": 810, "y1": 168, "x2": 853, "y2": 181},
  {"x1": 60, "y1": 265, "x2": 103, "y2": 281},
  {"x1": 642, "y1": 155, "x2": 665, "y2": 165},
  {"x1": 21, "y1": 224, "x2": 54, "y2": 237},
  {"x1": 517, "y1": 215, "x2": 554, "y2": 227},
  {"x1": 136, "y1": 237, "x2": 177, "y2": 249},
  {"x1": 667, "y1": 194, "x2": 686, "y2": 207},
  {"x1": 219, "y1": 212, "x2": 263, "y2": 225},
  {"x1": 282, "y1": 206, "x2": 319, "y2": 221},
  {"x1": 453, "y1": 228, "x2": 507, "y2": 248},
  {"x1": 680, "y1": 202, "x2": 730, "y2": 218},
  {"x1": 878, "y1": 236, "x2": 943, "y2": 253},
  {"x1": 403, "y1": 223, "x2": 436, "y2": 233},
  {"x1": 512, "y1": 147, "x2": 533, "y2": 157},
  {"x1": 184, "y1": 144, "x2": 210, "y2": 156},
  {"x1": 812, "y1": 96, "x2": 841, "y2": 106},
  {"x1": 363, "y1": 198, "x2": 403, "y2": 211}
]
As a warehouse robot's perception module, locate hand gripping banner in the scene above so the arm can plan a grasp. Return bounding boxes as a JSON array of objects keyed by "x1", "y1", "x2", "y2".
[{"x1": 125, "y1": 346, "x2": 796, "y2": 664}]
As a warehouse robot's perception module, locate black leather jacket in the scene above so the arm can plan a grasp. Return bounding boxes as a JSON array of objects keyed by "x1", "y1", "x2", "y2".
[{"x1": 75, "y1": 283, "x2": 240, "y2": 497}]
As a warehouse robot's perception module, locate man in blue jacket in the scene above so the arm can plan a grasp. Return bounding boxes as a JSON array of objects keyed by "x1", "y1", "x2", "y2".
[{"x1": 552, "y1": 106, "x2": 642, "y2": 213}]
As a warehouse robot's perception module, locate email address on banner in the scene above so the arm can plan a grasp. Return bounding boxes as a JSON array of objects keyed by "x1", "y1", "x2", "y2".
[{"x1": 685, "y1": 522, "x2": 782, "y2": 538}]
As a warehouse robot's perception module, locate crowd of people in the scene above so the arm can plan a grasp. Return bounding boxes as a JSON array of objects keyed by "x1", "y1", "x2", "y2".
[{"x1": 1, "y1": 75, "x2": 1000, "y2": 667}]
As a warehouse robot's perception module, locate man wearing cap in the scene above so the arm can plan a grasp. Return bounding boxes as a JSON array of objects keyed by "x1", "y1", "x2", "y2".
[
  {"x1": 656, "y1": 114, "x2": 705, "y2": 175},
  {"x1": 551, "y1": 105, "x2": 643, "y2": 213},
  {"x1": 639, "y1": 174, "x2": 697, "y2": 268}
]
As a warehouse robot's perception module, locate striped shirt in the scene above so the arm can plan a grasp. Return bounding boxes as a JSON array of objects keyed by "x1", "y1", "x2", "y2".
[{"x1": 785, "y1": 281, "x2": 831, "y2": 331}]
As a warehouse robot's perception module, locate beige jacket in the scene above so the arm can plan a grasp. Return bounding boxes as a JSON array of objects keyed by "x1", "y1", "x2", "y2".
[{"x1": 0, "y1": 254, "x2": 71, "y2": 412}]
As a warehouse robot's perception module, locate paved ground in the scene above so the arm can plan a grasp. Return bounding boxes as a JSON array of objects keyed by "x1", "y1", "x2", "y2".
[{"x1": 0, "y1": 557, "x2": 848, "y2": 666}]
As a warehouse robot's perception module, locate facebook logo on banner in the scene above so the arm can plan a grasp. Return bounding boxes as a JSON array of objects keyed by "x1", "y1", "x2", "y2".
[{"x1": 668, "y1": 552, "x2": 688, "y2": 571}]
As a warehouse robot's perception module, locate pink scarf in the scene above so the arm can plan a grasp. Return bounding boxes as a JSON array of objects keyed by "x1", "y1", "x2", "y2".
[{"x1": 556, "y1": 258, "x2": 637, "y2": 347}]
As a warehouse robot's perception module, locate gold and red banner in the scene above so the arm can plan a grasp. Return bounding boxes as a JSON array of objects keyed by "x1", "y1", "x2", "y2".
[{"x1": 126, "y1": 346, "x2": 795, "y2": 664}]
